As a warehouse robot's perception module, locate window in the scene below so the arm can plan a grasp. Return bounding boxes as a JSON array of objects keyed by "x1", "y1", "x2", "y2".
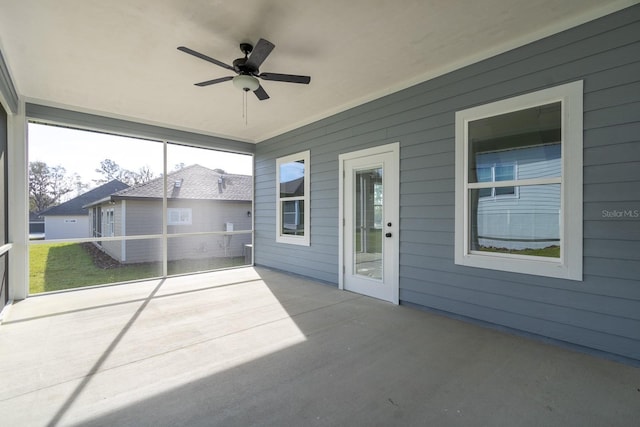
[
  {"x1": 276, "y1": 151, "x2": 310, "y2": 245},
  {"x1": 167, "y1": 208, "x2": 192, "y2": 225},
  {"x1": 105, "y1": 209, "x2": 115, "y2": 237},
  {"x1": 476, "y1": 163, "x2": 518, "y2": 199},
  {"x1": 455, "y1": 81, "x2": 583, "y2": 280}
]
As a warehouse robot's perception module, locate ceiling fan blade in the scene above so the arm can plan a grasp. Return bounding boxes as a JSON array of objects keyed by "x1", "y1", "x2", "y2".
[
  {"x1": 258, "y1": 72, "x2": 311, "y2": 84},
  {"x1": 254, "y1": 85, "x2": 270, "y2": 101},
  {"x1": 194, "y1": 76, "x2": 234, "y2": 87},
  {"x1": 246, "y1": 38, "x2": 275, "y2": 69},
  {"x1": 177, "y1": 46, "x2": 235, "y2": 72}
]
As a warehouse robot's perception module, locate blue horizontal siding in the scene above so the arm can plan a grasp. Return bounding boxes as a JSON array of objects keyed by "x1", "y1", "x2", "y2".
[{"x1": 255, "y1": 5, "x2": 640, "y2": 361}]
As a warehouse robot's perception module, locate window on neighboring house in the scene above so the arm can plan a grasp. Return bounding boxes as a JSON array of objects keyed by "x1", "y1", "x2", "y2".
[
  {"x1": 105, "y1": 209, "x2": 115, "y2": 237},
  {"x1": 476, "y1": 163, "x2": 518, "y2": 199},
  {"x1": 276, "y1": 151, "x2": 310, "y2": 245},
  {"x1": 167, "y1": 208, "x2": 192, "y2": 225},
  {"x1": 455, "y1": 81, "x2": 583, "y2": 280},
  {"x1": 282, "y1": 200, "x2": 302, "y2": 230}
]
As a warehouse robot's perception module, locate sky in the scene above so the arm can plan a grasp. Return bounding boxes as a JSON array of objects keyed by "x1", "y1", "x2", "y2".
[{"x1": 28, "y1": 123, "x2": 253, "y2": 188}]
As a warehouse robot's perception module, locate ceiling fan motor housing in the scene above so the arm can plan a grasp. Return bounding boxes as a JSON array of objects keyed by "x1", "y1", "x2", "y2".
[{"x1": 233, "y1": 57, "x2": 259, "y2": 76}]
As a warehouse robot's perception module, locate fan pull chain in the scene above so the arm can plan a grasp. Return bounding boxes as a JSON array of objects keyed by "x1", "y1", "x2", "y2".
[{"x1": 242, "y1": 90, "x2": 249, "y2": 126}]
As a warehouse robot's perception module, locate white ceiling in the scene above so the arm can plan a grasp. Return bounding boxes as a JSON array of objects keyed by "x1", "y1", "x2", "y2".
[{"x1": 0, "y1": 0, "x2": 634, "y2": 143}]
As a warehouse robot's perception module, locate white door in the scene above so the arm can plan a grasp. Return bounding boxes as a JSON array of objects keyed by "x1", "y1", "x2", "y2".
[{"x1": 339, "y1": 143, "x2": 399, "y2": 304}]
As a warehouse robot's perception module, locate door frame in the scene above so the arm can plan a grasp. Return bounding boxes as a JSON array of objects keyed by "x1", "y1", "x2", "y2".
[{"x1": 338, "y1": 142, "x2": 400, "y2": 304}]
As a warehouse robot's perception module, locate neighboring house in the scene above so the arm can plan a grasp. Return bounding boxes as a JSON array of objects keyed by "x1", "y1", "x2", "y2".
[
  {"x1": 474, "y1": 143, "x2": 562, "y2": 252},
  {"x1": 84, "y1": 165, "x2": 252, "y2": 263},
  {"x1": 28, "y1": 211, "x2": 44, "y2": 240},
  {"x1": 39, "y1": 180, "x2": 129, "y2": 240}
]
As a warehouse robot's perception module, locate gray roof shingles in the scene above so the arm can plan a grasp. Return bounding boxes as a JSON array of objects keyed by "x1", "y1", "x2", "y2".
[
  {"x1": 40, "y1": 180, "x2": 130, "y2": 216},
  {"x1": 112, "y1": 164, "x2": 252, "y2": 202}
]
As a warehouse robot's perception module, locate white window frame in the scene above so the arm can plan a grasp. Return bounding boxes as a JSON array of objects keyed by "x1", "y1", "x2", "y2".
[
  {"x1": 276, "y1": 150, "x2": 310, "y2": 246},
  {"x1": 167, "y1": 208, "x2": 192, "y2": 226},
  {"x1": 455, "y1": 81, "x2": 583, "y2": 281}
]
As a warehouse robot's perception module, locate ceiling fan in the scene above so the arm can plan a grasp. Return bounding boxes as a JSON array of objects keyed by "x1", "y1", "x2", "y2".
[{"x1": 178, "y1": 38, "x2": 311, "y2": 100}]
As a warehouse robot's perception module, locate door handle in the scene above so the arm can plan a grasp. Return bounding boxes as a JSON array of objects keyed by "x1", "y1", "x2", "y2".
[{"x1": 385, "y1": 232, "x2": 392, "y2": 238}]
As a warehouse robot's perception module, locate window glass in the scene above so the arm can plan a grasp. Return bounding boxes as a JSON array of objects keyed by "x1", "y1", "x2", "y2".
[
  {"x1": 476, "y1": 166, "x2": 492, "y2": 183},
  {"x1": 455, "y1": 81, "x2": 583, "y2": 280},
  {"x1": 279, "y1": 160, "x2": 305, "y2": 197},
  {"x1": 281, "y1": 200, "x2": 304, "y2": 235},
  {"x1": 276, "y1": 151, "x2": 310, "y2": 245},
  {"x1": 167, "y1": 208, "x2": 192, "y2": 225},
  {"x1": 106, "y1": 210, "x2": 115, "y2": 237},
  {"x1": 468, "y1": 102, "x2": 561, "y2": 183},
  {"x1": 373, "y1": 182, "x2": 383, "y2": 229},
  {"x1": 495, "y1": 165, "x2": 514, "y2": 182},
  {"x1": 467, "y1": 103, "x2": 561, "y2": 258},
  {"x1": 476, "y1": 166, "x2": 493, "y2": 198},
  {"x1": 470, "y1": 184, "x2": 560, "y2": 258}
]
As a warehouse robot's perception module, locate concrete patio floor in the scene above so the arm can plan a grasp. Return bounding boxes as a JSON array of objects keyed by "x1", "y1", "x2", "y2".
[{"x1": 0, "y1": 267, "x2": 638, "y2": 426}]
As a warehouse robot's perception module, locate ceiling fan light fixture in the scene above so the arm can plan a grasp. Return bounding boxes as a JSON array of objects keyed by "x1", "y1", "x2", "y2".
[{"x1": 233, "y1": 74, "x2": 259, "y2": 92}]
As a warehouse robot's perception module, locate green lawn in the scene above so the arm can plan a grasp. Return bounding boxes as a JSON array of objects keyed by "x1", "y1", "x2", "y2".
[
  {"x1": 478, "y1": 245, "x2": 560, "y2": 258},
  {"x1": 355, "y1": 228, "x2": 383, "y2": 253},
  {"x1": 29, "y1": 242, "x2": 246, "y2": 294}
]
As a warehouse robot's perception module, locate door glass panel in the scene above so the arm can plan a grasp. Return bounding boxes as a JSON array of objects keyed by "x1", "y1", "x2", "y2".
[{"x1": 354, "y1": 167, "x2": 383, "y2": 279}]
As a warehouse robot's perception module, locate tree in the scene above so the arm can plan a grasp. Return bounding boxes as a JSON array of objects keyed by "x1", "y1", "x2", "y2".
[
  {"x1": 94, "y1": 159, "x2": 155, "y2": 186},
  {"x1": 134, "y1": 165, "x2": 155, "y2": 185},
  {"x1": 29, "y1": 161, "x2": 75, "y2": 213},
  {"x1": 72, "y1": 172, "x2": 89, "y2": 197},
  {"x1": 94, "y1": 159, "x2": 125, "y2": 185},
  {"x1": 49, "y1": 165, "x2": 71, "y2": 199},
  {"x1": 29, "y1": 161, "x2": 53, "y2": 212},
  {"x1": 124, "y1": 166, "x2": 155, "y2": 186}
]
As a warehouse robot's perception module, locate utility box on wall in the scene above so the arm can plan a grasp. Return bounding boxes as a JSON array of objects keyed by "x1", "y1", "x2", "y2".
[{"x1": 225, "y1": 222, "x2": 234, "y2": 232}]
